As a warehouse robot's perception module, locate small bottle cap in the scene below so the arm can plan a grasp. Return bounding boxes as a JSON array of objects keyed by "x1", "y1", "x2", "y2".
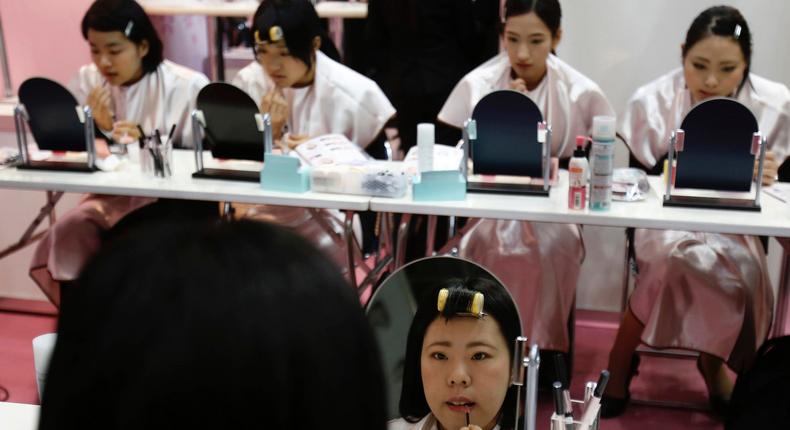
[
  {"x1": 576, "y1": 135, "x2": 587, "y2": 148},
  {"x1": 592, "y1": 116, "x2": 616, "y2": 140}
]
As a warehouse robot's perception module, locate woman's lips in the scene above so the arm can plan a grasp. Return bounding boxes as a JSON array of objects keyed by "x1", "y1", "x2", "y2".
[{"x1": 446, "y1": 396, "x2": 475, "y2": 412}]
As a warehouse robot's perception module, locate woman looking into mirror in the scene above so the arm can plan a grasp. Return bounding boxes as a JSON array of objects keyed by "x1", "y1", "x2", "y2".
[
  {"x1": 233, "y1": 0, "x2": 394, "y2": 152},
  {"x1": 436, "y1": 0, "x2": 615, "y2": 380},
  {"x1": 390, "y1": 278, "x2": 521, "y2": 430},
  {"x1": 29, "y1": 0, "x2": 210, "y2": 307},
  {"x1": 230, "y1": 0, "x2": 396, "y2": 266},
  {"x1": 605, "y1": 5, "x2": 790, "y2": 418}
]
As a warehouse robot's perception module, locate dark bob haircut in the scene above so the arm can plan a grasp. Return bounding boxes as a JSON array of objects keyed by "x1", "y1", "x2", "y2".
[
  {"x1": 682, "y1": 5, "x2": 753, "y2": 93},
  {"x1": 252, "y1": 0, "x2": 340, "y2": 68},
  {"x1": 399, "y1": 277, "x2": 522, "y2": 428},
  {"x1": 38, "y1": 219, "x2": 387, "y2": 430},
  {"x1": 504, "y1": 0, "x2": 562, "y2": 38},
  {"x1": 81, "y1": 0, "x2": 164, "y2": 75}
]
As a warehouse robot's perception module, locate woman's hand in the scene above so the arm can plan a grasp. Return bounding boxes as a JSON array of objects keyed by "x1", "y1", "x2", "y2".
[
  {"x1": 110, "y1": 121, "x2": 142, "y2": 144},
  {"x1": 754, "y1": 150, "x2": 779, "y2": 186},
  {"x1": 86, "y1": 86, "x2": 114, "y2": 131},
  {"x1": 509, "y1": 78, "x2": 527, "y2": 94},
  {"x1": 281, "y1": 133, "x2": 310, "y2": 150},
  {"x1": 260, "y1": 89, "x2": 288, "y2": 140},
  {"x1": 94, "y1": 138, "x2": 111, "y2": 158}
]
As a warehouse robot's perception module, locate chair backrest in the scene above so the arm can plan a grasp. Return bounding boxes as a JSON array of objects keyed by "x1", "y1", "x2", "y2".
[
  {"x1": 471, "y1": 90, "x2": 543, "y2": 177},
  {"x1": 197, "y1": 83, "x2": 263, "y2": 161},
  {"x1": 676, "y1": 98, "x2": 757, "y2": 192},
  {"x1": 18, "y1": 78, "x2": 85, "y2": 152}
]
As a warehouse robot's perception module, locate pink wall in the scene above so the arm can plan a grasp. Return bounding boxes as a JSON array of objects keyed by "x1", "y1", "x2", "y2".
[
  {"x1": 0, "y1": 0, "x2": 94, "y2": 91},
  {"x1": 0, "y1": 1, "x2": 211, "y2": 94}
]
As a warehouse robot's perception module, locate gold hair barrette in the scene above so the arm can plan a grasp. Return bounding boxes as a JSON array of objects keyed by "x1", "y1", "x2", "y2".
[
  {"x1": 437, "y1": 288, "x2": 485, "y2": 318},
  {"x1": 269, "y1": 25, "x2": 284, "y2": 42}
]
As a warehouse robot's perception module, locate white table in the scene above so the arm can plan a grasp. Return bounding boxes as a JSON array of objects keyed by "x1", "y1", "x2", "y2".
[
  {"x1": 371, "y1": 172, "x2": 790, "y2": 335},
  {"x1": 0, "y1": 151, "x2": 368, "y2": 211},
  {"x1": 371, "y1": 173, "x2": 790, "y2": 238},
  {"x1": 0, "y1": 402, "x2": 39, "y2": 430},
  {"x1": 0, "y1": 150, "x2": 370, "y2": 285}
]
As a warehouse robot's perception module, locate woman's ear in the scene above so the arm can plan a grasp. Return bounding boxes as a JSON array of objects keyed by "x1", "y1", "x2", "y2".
[
  {"x1": 312, "y1": 35, "x2": 321, "y2": 51},
  {"x1": 137, "y1": 39, "x2": 150, "y2": 59},
  {"x1": 551, "y1": 27, "x2": 563, "y2": 51}
]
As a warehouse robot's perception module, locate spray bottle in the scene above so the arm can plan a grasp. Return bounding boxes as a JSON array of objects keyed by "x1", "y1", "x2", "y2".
[
  {"x1": 568, "y1": 135, "x2": 589, "y2": 210},
  {"x1": 589, "y1": 116, "x2": 616, "y2": 211}
]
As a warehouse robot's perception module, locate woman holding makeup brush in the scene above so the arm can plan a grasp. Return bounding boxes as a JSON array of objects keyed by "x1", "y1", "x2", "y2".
[
  {"x1": 29, "y1": 0, "x2": 210, "y2": 308},
  {"x1": 230, "y1": 0, "x2": 395, "y2": 269}
]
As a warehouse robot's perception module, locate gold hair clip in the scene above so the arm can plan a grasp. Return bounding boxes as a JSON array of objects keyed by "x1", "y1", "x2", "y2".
[
  {"x1": 437, "y1": 288, "x2": 485, "y2": 318},
  {"x1": 269, "y1": 25, "x2": 284, "y2": 42}
]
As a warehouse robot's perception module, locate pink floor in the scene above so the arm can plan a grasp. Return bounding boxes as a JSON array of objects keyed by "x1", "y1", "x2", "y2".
[{"x1": 0, "y1": 298, "x2": 738, "y2": 429}]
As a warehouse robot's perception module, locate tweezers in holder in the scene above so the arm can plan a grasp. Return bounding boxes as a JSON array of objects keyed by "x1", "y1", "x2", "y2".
[{"x1": 549, "y1": 382, "x2": 601, "y2": 430}]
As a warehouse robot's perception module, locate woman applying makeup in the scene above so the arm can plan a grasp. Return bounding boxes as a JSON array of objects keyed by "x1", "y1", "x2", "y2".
[
  {"x1": 29, "y1": 0, "x2": 210, "y2": 307},
  {"x1": 231, "y1": 0, "x2": 396, "y2": 266},
  {"x1": 604, "y1": 6, "x2": 790, "y2": 418},
  {"x1": 390, "y1": 279, "x2": 521, "y2": 430},
  {"x1": 436, "y1": 0, "x2": 614, "y2": 360}
]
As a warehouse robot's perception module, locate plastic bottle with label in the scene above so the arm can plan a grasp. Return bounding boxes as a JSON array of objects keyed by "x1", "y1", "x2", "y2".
[
  {"x1": 568, "y1": 135, "x2": 589, "y2": 210},
  {"x1": 589, "y1": 116, "x2": 616, "y2": 211}
]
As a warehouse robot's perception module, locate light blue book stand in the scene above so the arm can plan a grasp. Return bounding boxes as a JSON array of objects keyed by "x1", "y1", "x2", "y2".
[
  {"x1": 260, "y1": 153, "x2": 311, "y2": 193},
  {"x1": 256, "y1": 114, "x2": 311, "y2": 193},
  {"x1": 411, "y1": 120, "x2": 473, "y2": 202},
  {"x1": 412, "y1": 170, "x2": 466, "y2": 201}
]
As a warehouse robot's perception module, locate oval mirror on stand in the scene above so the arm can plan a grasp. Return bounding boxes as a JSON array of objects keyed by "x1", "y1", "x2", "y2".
[{"x1": 366, "y1": 256, "x2": 539, "y2": 430}]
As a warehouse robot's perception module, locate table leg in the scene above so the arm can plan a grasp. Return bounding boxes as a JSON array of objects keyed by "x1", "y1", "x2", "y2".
[
  {"x1": 344, "y1": 210, "x2": 357, "y2": 288},
  {"x1": 0, "y1": 191, "x2": 63, "y2": 260}
]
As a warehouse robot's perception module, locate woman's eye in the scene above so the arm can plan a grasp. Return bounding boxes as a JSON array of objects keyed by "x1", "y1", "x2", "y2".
[
  {"x1": 471, "y1": 352, "x2": 488, "y2": 360},
  {"x1": 507, "y1": 37, "x2": 519, "y2": 44},
  {"x1": 721, "y1": 66, "x2": 736, "y2": 73},
  {"x1": 529, "y1": 39, "x2": 545, "y2": 45},
  {"x1": 90, "y1": 50, "x2": 99, "y2": 55},
  {"x1": 110, "y1": 51, "x2": 122, "y2": 56},
  {"x1": 693, "y1": 63, "x2": 706, "y2": 71},
  {"x1": 431, "y1": 352, "x2": 447, "y2": 360}
]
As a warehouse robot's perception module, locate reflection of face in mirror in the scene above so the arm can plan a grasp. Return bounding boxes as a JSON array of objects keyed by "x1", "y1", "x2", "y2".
[
  {"x1": 396, "y1": 277, "x2": 522, "y2": 430},
  {"x1": 421, "y1": 313, "x2": 511, "y2": 430}
]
